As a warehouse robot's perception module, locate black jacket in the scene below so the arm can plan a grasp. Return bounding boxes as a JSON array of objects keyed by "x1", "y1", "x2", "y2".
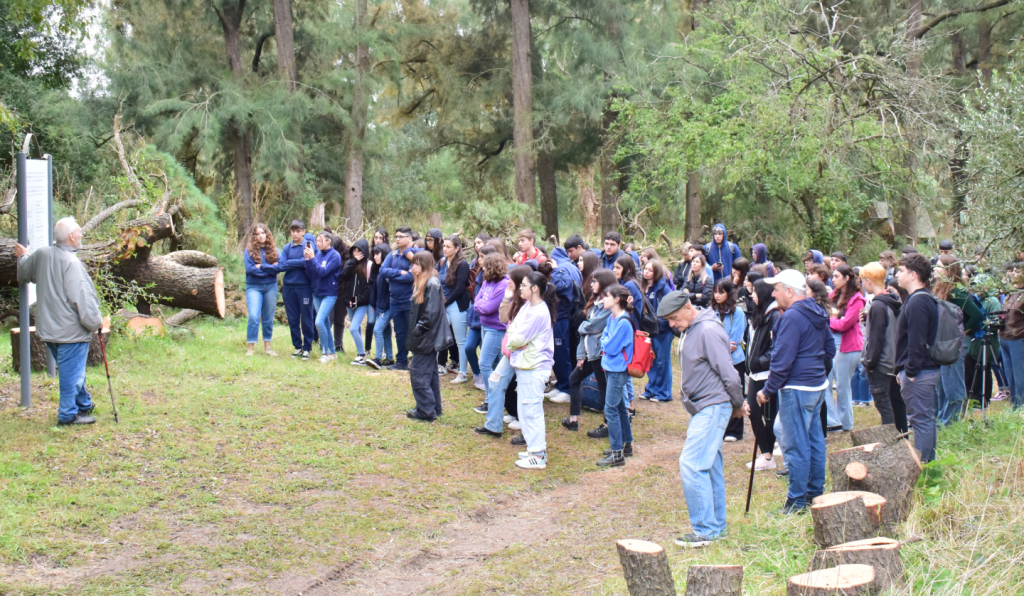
[
  {"x1": 673, "y1": 261, "x2": 691, "y2": 291},
  {"x1": 441, "y1": 258, "x2": 471, "y2": 311},
  {"x1": 340, "y1": 239, "x2": 373, "y2": 308},
  {"x1": 747, "y1": 305, "x2": 781, "y2": 375},
  {"x1": 863, "y1": 292, "x2": 901, "y2": 373},
  {"x1": 895, "y1": 289, "x2": 940, "y2": 377},
  {"x1": 408, "y1": 277, "x2": 454, "y2": 354},
  {"x1": 683, "y1": 275, "x2": 713, "y2": 309}
]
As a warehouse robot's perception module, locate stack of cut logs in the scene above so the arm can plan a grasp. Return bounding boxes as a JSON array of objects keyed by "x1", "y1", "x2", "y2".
[{"x1": 615, "y1": 424, "x2": 923, "y2": 596}]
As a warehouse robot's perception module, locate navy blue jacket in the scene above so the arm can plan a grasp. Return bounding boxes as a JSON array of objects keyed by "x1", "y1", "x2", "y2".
[
  {"x1": 644, "y1": 277, "x2": 672, "y2": 335},
  {"x1": 279, "y1": 233, "x2": 317, "y2": 287},
  {"x1": 763, "y1": 298, "x2": 836, "y2": 398},
  {"x1": 550, "y1": 247, "x2": 581, "y2": 321},
  {"x1": 244, "y1": 248, "x2": 281, "y2": 286},
  {"x1": 303, "y1": 247, "x2": 342, "y2": 297},
  {"x1": 379, "y1": 247, "x2": 420, "y2": 311},
  {"x1": 370, "y1": 242, "x2": 392, "y2": 312},
  {"x1": 594, "y1": 247, "x2": 640, "y2": 270}
]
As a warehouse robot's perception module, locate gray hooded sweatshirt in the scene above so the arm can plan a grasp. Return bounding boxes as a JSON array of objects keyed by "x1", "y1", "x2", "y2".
[
  {"x1": 17, "y1": 244, "x2": 103, "y2": 344},
  {"x1": 677, "y1": 308, "x2": 744, "y2": 414}
]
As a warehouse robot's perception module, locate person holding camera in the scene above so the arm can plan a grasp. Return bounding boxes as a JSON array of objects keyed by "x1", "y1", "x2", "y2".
[
  {"x1": 279, "y1": 220, "x2": 317, "y2": 359},
  {"x1": 704, "y1": 223, "x2": 742, "y2": 283},
  {"x1": 303, "y1": 232, "x2": 342, "y2": 363}
]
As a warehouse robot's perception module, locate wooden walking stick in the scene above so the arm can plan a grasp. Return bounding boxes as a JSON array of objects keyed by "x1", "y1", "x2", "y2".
[{"x1": 745, "y1": 399, "x2": 771, "y2": 515}]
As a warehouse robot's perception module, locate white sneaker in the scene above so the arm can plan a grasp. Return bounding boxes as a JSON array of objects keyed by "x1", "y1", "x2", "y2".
[
  {"x1": 246, "y1": 348, "x2": 254, "y2": 356},
  {"x1": 473, "y1": 375, "x2": 486, "y2": 391},
  {"x1": 724, "y1": 436, "x2": 738, "y2": 443},
  {"x1": 319, "y1": 355, "x2": 331, "y2": 364},
  {"x1": 549, "y1": 392, "x2": 570, "y2": 404},
  {"x1": 437, "y1": 365, "x2": 448, "y2": 375},
  {"x1": 450, "y1": 373, "x2": 468, "y2": 384},
  {"x1": 328, "y1": 353, "x2": 338, "y2": 362},
  {"x1": 503, "y1": 415, "x2": 515, "y2": 424},
  {"x1": 507, "y1": 419, "x2": 521, "y2": 431},
  {"x1": 543, "y1": 389, "x2": 559, "y2": 399},
  {"x1": 514, "y1": 453, "x2": 547, "y2": 469},
  {"x1": 745, "y1": 455, "x2": 777, "y2": 471},
  {"x1": 773, "y1": 443, "x2": 782, "y2": 457},
  {"x1": 351, "y1": 355, "x2": 366, "y2": 366}
]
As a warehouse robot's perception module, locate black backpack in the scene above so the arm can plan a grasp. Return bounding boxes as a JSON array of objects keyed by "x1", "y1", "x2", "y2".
[
  {"x1": 637, "y1": 290, "x2": 661, "y2": 337},
  {"x1": 924, "y1": 293, "x2": 964, "y2": 365},
  {"x1": 569, "y1": 281, "x2": 586, "y2": 335}
]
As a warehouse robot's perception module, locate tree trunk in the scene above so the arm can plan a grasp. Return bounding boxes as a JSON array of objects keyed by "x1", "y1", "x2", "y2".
[
  {"x1": 537, "y1": 149, "x2": 558, "y2": 240},
  {"x1": 577, "y1": 166, "x2": 599, "y2": 237},
  {"x1": 951, "y1": 30, "x2": 967, "y2": 74},
  {"x1": 810, "y1": 491, "x2": 886, "y2": 548},
  {"x1": 272, "y1": 0, "x2": 297, "y2": 90},
  {"x1": 850, "y1": 424, "x2": 903, "y2": 447},
  {"x1": 615, "y1": 539, "x2": 676, "y2": 596},
  {"x1": 510, "y1": 0, "x2": 535, "y2": 205},
  {"x1": 978, "y1": 17, "x2": 993, "y2": 85},
  {"x1": 827, "y1": 441, "x2": 922, "y2": 524},
  {"x1": 230, "y1": 126, "x2": 255, "y2": 240},
  {"x1": 685, "y1": 565, "x2": 742, "y2": 596},
  {"x1": 12, "y1": 325, "x2": 111, "y2": 372},
  {"x1": 343, "y1": 0, "x2": 369, "y2": 232},
  {"x1": 787, "y1": 565, "x2": 876, "y2": 596},
  {"x1": 810, "y1": 538, "x2": 904, "y2": 593},
  {"x1": 600, "y1": 108, "x2": 621, "y2": 236},
  {"x1": 685, "y1": 172, "x2": 702, "y2": 243},
  {"x1": 897, "y1": 0, "x2": 922, "y2": 243},
  {"x1": 110, "y1": 253, "x2": 225, "y2": 318}
]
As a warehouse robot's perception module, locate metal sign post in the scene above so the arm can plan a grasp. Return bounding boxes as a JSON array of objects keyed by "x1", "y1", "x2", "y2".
[{"x1": 16, "y1": 135, "x2": 53, "y2": 408}]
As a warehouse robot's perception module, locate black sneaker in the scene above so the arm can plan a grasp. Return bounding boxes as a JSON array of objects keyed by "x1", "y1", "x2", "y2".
[
  {"x1": 561, "y1": 417, "x2": 578, "y2": 432},
  {"x1": 776, "y1": 466, "x2": 789, "y2": 477},
  {"x1": 603, "y1": 442, "x2": 633, "y2": 457},
  {"x1": 474, "y1": 426, "x2": 502, "y2": 438},
  {"x1": 386, "y1": 363, "x2": 410, "y2": 371},
  {"x1": 473, "y1": 402, "x2": 488, "y2": 414},
  {"x1": 674, "y1": 533, "x2": 714, "y2": 548},
  {"x1": 628, "y1": 408, "x2": 636, "y2": 421},
  {"x1": 406, "y1": 409, "x2": 435, "y2": 422},
  {"x1": 510, "y1": 434, "x2": 526, "y2": 446},
  {"x1": 381, "y1": 358, "x2": 395, "y2": 366},
  {"x1": 781, "y1": 497, "x2": 808, "y2": 515},
  {"x1": 596, "y1": 449, "x2": 624, "y2": 467},
  {"x1": 78, "y1": 406, "x2": 95, "y2": 416},
  {"x1": 57, "y1": 414, "x2": 96, "y2": 426},
  {"x1": 291, "y1": 348, "x2": 304, "y2": 358},
  {"x1": 587, "y1": 424, "x2": 609, "y2": 439},
  {"x1": 365, "y1": 358, "x2": 382, "y2": 370}
]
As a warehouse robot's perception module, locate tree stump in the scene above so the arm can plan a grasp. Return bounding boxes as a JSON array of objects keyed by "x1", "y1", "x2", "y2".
[
  {"x1": 616, "y1": 539, "x2": 676, "y2": 596},
  {"x1": 850, "y1": 424, "x2": 902, "y2": 447},
  {"x1": 810, "y1": 492, "x2": 886, "y2": 548},
  {"x1": 12, "y1": 322, "x2": 111, "y2": 372},
  {"x1": 787, "y1": 564, "x2": 877, "y2": 596},
  {"x1": 685, "y1": 565, "x2": 742, "y2": 596},
  {"x1": 810, "y1": 538, "x2": 904, "y2": 592},
  {"x1": 118, "y1": 311, "x2": 165, "y2": 337},
  {"x1": 827, "y1": 441, "x2": 921, "y2": 524}
]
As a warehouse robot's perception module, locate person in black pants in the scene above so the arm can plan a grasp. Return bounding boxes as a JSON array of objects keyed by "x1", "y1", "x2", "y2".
[
  {"x1": 563, "y1": 270, "x2": 617, "y2": 432},
  {"x1": 406, "y1": 251, "x2": 453, "y2": 421},
  {"x1": 859, "y1": 263, "x2": 909, "y2": 433},
  {"x1": 745, "y1": 279, "x2": 781, "y2": 470}
]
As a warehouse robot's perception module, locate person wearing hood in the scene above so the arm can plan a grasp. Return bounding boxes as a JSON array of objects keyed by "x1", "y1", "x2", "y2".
[
  {"x1": 745, "y1": 279, "x2": 782, "y2": 472},
  {"x1": 758, "y1": 270, "x2": 835, "y2": 514},
  {"x1": 280, "y1": 220, "x2": 317, "y2": 359},
  {"x1": 859, "y1": 262, "x2": 907, "y2": 432},
  {"x1": 303, "y1": 232, "x2": 343, "y2": 363},
  {"x1": 425, "y1": 228, "x2": 444, "y2": 263},
  {"x1": 641, "y1": 260, "x2": 674, "y2": 402},
  {"x1": 802, "y1": 249, "x2": 825, "y2": 270},
  {"x1": 657, "y1": 290, "x2": 744, "y2": 548},
  {"x1": 751, "y1": 243, "x2": 776, "y2": 278},
  {"x1": 704, "y1": 224, "x2": 742, "y2": 283},
  {"x1": 341, "y1": 238, "x2": 375, "y2": 366},
  {"x1": 545, "y1": 243, "x2": 583, "y2": 403},
  {"x1": 594, "y1": 231, "x2": 640, "y2": 270},
  {"x1": 370, "y1": 242, "x2": 394, "y2": 368}
]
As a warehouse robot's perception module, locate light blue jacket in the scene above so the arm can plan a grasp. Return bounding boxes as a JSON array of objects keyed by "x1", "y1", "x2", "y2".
[{"x1": 719, "y1": 307, "x2": 747, "y2": 365}]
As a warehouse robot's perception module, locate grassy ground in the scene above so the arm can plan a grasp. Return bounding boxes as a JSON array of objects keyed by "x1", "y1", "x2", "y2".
[{"x1": 1, "y1": 319, "x2": 1022, "y2": 595}]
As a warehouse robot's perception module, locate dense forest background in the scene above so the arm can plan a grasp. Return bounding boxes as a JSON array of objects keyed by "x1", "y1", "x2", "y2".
[{"x1": 2, "y1": 0, "x2": 1023, "y2": 272}]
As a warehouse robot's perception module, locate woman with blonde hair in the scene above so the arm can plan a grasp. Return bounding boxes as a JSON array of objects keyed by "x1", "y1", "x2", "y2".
[
  {"x1": 243, "y1": 223, "x2": 281, "y2": 356},
  {"x1": 406, "y1": 251, "x2": 453, "y2": 421}
]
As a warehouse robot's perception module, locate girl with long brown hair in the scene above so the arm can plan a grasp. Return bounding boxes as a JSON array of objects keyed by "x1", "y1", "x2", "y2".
[
  {"x1": 827, "y1": 264, "x2": 865, "y2": 432},
  {"x1": 244, "y1": 223, "x2": 282, "y2": 356},
  {"x1": 564, "y1": 269, "x2": 618, "y2": 433},
  {"x1": 440, "y1": 235, "x2": 472, "y2": 383},
  {"x1": 406, "y1": 251, "x2": 452, "y2": 421},
  {"x1": 578, "y1": 251, "x2": 600, "y2": 301}
]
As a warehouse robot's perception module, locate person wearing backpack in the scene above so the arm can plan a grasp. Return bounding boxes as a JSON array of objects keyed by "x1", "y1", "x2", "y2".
[
  {"x1": 613, "y1": 255, "x2": 646, "y2": 416},
  {"x1": 545, "y1": 244, "x2": 583, "y2": 403},
  {"x1": 597, "y1": 285, "x2": 636, "y2": 468},
  {"x1": 895, "y1": 254, "x2": 943, "y2": 463},
  {"x1": 932, "y1": 255, "x2": 979, "y2": 425},
  {"x1": 859, "y1": 262, "x2": 907, "y2": 433},
  {"x1": 657, "y1": 290, "x2": 744, "y2": 547}
]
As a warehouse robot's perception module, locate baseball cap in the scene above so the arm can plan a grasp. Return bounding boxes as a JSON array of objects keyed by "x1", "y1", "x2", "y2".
[
  {"x1": 763, "y1": 269, "x2": 807, "y2": 292},
  {"x1": 938, "y1": 239, "x2": 954, "y2": 251},
  {"x1": 655, "y1": 290, "x2": 691, "y2": 317}
]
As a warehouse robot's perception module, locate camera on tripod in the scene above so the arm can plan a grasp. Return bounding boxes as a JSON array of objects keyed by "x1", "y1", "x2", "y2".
[{"x1": 984, "y1": 310, "x2": 1007, "y2": 333}]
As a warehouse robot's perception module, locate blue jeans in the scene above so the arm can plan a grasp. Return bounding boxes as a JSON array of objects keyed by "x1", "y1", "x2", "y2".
[
  {"x1": 313, "y1": 295, "x2": 337, "y2": 355},
  {"x1": 644, "y1": 331, "x2": 674, "y2": 401},
  {"x1": 678, "y1": 402, "x2": 731, "y2": 539},
  {"x1": 373, "y1": 308, "x2": 394, "y2": 360},
  {"x1": 604, "y1": 370, "x2": 634, "y2": 451},
  {"x1": 446, "y1": 303, "x2": 469, "y2": 375},
  {"x1": 464, "y1": 327, "x2": 482, "y2": 376},
  {"x1": 391, "y1": 307, "x2": 410, "y2": 365},
  {"x1": 282, "y1": 285, "x2": 314, "y2": 351},
  {"x1": 827, "y1": 351, "x2": 859, "y2": 430},
  {"x1": 479, "y1": 326, "x2": 505, "y2": 393},
  {"x1": 347, "y1": 305, "x2": 370, "y2": 356},
  {"x1": 246, "y1": 282, "x2": 277, "y2": 343},
  {"x1": 852, "y1": 364, "x2": 871, "y2": 403},
  {"x1": 936, "y1": 343, "x2": 967, "y2": 425},
  {"x1": 485, "y1": 356, "x2": 515, "y2": 432},
  {"x1": 778, "y1": 388, "x2": 827, "y2": 508},
  {"x1": 552, "y1": 318, "x2": 572, "y2": 393},
  {"x1": 1003, "y1": 338, "x2": 1024, "y2": 409},
  {"x1": 624, "y1": 375, "x2": 634, "y2": 408},
  {"x1": 46, "y1": 342, "x2": 93, "y2": 423}
]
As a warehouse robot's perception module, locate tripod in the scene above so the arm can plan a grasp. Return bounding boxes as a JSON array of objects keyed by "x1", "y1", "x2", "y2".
[{"x1": 962, "y1": 330, "x2": 1000, "y2": 421}]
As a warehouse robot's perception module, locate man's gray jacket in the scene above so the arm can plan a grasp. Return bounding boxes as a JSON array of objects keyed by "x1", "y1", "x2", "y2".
[
  {"x1": 17, "y1": 244, "x2": 103, "y2": 343},
  {"x1": 677, "y1": 308, "x2": 744, "y2": 414}
]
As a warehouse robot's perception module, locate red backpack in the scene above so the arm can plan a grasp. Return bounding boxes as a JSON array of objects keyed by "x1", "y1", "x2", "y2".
[{"x1": 626, "y1": 324, "x2": 655, "y2": 379}]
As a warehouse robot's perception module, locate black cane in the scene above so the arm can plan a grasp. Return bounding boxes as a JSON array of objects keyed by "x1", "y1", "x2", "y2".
[
  {"x1": 97, "y1": 330, "x2": 119, "y2": 423},
  {"x1": 744, "y1": 398, "x2": 771, "y2": 515}
]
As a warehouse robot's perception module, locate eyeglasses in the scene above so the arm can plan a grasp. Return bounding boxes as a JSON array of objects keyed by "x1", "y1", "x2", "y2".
[{"x1": 395, "y1": 234, "x2": 410, "y2": 239}]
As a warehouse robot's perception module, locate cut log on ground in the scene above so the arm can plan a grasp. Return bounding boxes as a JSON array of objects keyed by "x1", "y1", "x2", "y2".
[
  {"x1": 12, "y1": 322, "x2": 111, "y2": 372},
  {"x1": 616, "y1": 539, "x2": 676, "y2": 596},
  {"x1": 165, "y1": 308, "x2": 201, "y2": 327},
  {"x1": 850, "y1": 424, "x2": 903, "y2": 447},
  {"x1": 810, "y1": 491, "x2": 886, "y2": 548},
  {"x1": 827, "y1": 441, "x2": 921, "y2": 524},
  {"x1": 787, "y1": 564, "x2": 877, "y2": 596},
  {"x1": 810, "y1": 538, "x2": 904, "y2": 592},
  {"x1": 685, "y1": 565, "x2": 742, "y2": 596},
  {"x1": 117, "y1": 311, "x2": 165, "y2": 336}
]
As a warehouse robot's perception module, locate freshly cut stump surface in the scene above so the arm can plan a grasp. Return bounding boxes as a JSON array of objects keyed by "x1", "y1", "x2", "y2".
[
  {"x1": 827, "y1": 441, "x2": 921, "y2": 524},
  {"x1": 616, "y1": 539, "x2": 677, "y2": 596},
  {"x1": 684, "y1": 565, "x2": 743, "y2": 596},
  {"x1": 810, "y1": 537, "x2": 904, "y2": 592},
  {"x1": 810, "y1": 492, "x2": 885, "y2": 548},
  {"x1": 787, "y1": 564, "x2": 877, "y2": 596}
]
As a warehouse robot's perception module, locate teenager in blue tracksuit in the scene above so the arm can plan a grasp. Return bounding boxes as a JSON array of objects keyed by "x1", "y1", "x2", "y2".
[
  {"x1": 705, "y1": 223, "x2": 742, "y2": 283},
  {"x1": 279, "y1": 220, "x2": 317, "y2": 357},
  {"x1": 594, "y1": 231, "x2": 640, "y2": 270},
  {"x1": 370, "y1": 242, "x2": 394, "y2": 366},
  {"x1": 378, "y1": 226, "x2": 419, "y2": 370},
  {"x1": 303, "y1": 232, "x2": 342, "y2": 361},
  {"x1": 641, "y1": 260, "x2": 673, "y2": 402},
  {"x1": 548, "y1": 246, "x2": 581, "y2": 400}
]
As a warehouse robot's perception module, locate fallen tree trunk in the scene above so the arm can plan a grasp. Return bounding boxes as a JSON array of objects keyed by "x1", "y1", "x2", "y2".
[
  {"x1": 787, "y1": 564, "x2": 877, "y2": 596},
  {"x1": 810, "y1": 492, "x2": 886, "y2": 548},
  {"x1": 827, "y1": 441, "x2": 921, "y2": 524},
  {"x1": 685, "y1": 565, "x2": 742, "y2": 596},
  {"x1": 810, "y1": 538, "x2": 904, "y2": 593},
  {"x1": 850, "y1": 424, "x2": 903, "y2": 447},
  {"x1": 109, "y1": 251, "x2": 225, "y2": 318},
  {"x1": 616, "y1": 539, "x2": 676, "y2": 596}
]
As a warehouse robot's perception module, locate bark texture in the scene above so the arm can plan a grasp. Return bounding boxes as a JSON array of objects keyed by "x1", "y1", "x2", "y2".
[
  {"x1": 787, "y1": 564, "x2": 877, "y2": 596},
  {"x1": 850, "y1": 424, "x2": 902, "y2": 448},
  {"x1": 537, "y1": 149, "x2": 558, "y2": 240},
  {"x1": 509, "y1": 0, "x2": 536, "y2": 205},
  {"x1": 578, "y1": 166, "x2": 599, "y2": 236},
  {"x1": 616, "y1": 539, "x2": 677, "y2": 596},
  {"x1": 685, "y1": 172, "x2": 702, "y2": 243},
  {"x1": 272, "y1": 0, "x2": 297, "y2": 89},
  {"x1": 810, "y1": 492, "x2": 886, "y2": 548},
  {"x1": 810, "y1": 538, "x2": 904, "y2": 593},
  {"x1": 343, "y1": 0, "x2": 369, "y2": 231},
  {"x1": 827, "y1": 441, "x2": 921, "y2": 524},
  {"x1": 685, "y1": 565, "x2": 742, "y2": 596}
]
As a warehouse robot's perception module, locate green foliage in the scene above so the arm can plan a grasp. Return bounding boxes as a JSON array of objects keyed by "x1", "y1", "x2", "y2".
[{"x1": 917, "y1": 453, "x2": 959, "y2": 504}]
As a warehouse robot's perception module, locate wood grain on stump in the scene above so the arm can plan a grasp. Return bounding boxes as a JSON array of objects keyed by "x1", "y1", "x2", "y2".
[
  {"x1": 828, "y1": 441, "x2": 921, "y2": 524},
  {"x1": 685, "y1": 565, "x2": 742, "y2": 596},
  {"x1": 787, "y1": 564, "x2": 876, "y2": 596},
  {"x1": 12, "y1": 323, "x2": 111, "y2": 372},
  {"x1": 810, "y1": 492, "x2": 885, "y2": 548},
  {"x1": 850, "y1": 424, "x2": 903, "y2": 447},
  {"x1": 810, "y1": 537, "x2": 903, "y2": 592},
  {"x1": 616, "y1": 539, "x2": 676, "y2": 596}
]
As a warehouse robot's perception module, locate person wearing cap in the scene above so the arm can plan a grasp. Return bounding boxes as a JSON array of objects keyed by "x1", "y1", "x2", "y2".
[
  {"x1": 279, "y1": 220, "x2": 318, "y2": 359},
  {"x1": 656, "y1": 290, "x2": 743, "y2": 548},
  {"x1": 938, "y1": 239, "x2": 954, "y2": 256},
  {"x1": 757, "y1": 269, "x2": 835, "y2": 514}
]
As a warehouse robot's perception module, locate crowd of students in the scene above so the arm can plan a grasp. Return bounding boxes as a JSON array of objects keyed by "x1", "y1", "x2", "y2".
[{"x1": 243, "y1": 220, "x2": 1024, "y2": 546}]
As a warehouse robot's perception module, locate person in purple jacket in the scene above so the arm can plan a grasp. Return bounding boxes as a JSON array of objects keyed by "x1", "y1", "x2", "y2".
[
  {"x1": 474, "y1": 253, "x2": 511, "y2": 397},
  {"x1": 303, "y1": 232, "x2": 342, "y2": 363}
]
